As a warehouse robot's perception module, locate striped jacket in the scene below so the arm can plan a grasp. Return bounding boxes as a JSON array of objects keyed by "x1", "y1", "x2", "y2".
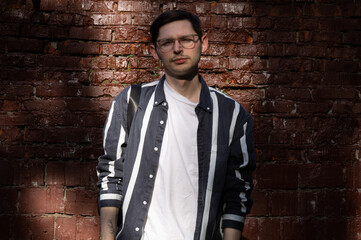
[{"x1": 96, "y1": 75, "x2": 256, "y2": 240}]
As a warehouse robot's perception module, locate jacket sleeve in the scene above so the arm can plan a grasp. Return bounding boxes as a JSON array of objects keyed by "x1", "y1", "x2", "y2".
[
  {"x1": 96, "y1": 87, "x2": 130, "y2": 209},
  {"x1": 222, "y1": 109, "x2": 256, "y2": 232}
]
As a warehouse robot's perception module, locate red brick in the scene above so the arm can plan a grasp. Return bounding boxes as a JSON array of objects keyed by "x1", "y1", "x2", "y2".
[
  {"x1": 297, "y1": 191, "x2": 317, "y2": 217},
  {"x1": 102, "y1": 43, "x2": 147, "y2": 56},
  {"x1": 92, "y1": 13, "x2": 132, "y2": 26},
  {"x1": 64, "y1": 162, "x2": 93, "y2": 187},
  {"x1": 75, "y1": 216, "x2": 100, "y2": 240},
  {"x1": 19, "y1": 187, "x2": 64, "y2": 214},
  {"x1": 0, "y1": 126, "x2": 21, "y2": 142},
  {"x1": 258, "y1": 217, "x2": 281, "y2": 240},
  {"x1": 58, "y1": 41, "x2": 101, "y2": 55},
  {"x1": 35, "y1": 85, "x2": 80, "y2": 97},
  {"x1": 207, "y1": 29, "x2": 252, "y2": 43},
  {"x1": 5, "y1": 37, "x2": 44, "y2": 53},
  {"x1": 228, "y1": 57, "x2": 266, "y2": 71},
  {"x1": 255, "y1": 164, "x2": 298, "y2": 189},
  {"x1": 313, "y1": 87, "x2": 357, "y2": 100},
  {"x1": 317, "y1": 190, "x2": 347, "y2": 217},
  {"x1": 64, "y1": 188, "x2": 98, "y2": 215},
  {"x1": 55, "y1": 216, "x2": 77, "y2": 240},
  {"x1": 299, "y1": 163, "x2": 345, "y2": 188},
  {"x1": 69, "y1": 27, "x2": 112, "y2": 41},
  {"x1": 0, "y1": 100, "x2": 20, "y2": 112},
  {"x1": 13, "y1": 215, "x2": 54, "y2": 240},
  {"x1": 23, "y1": 99, "x2": 67, "y2": 112},
  {"x1": 253, "y1": 100, "x2": 295, "y2": 113},
  {"x1": 242, "y1": 217, "x2": 259, "y2": 239},
  {"x1": 117, "y1": 1, "x2": 154, "y2": 12},
  {"x1": 211, "y1": 2, "x2": 253, "y2": 15},
  {"x1": 297, "y1": 102, "x2": 332, "y2": 113},
  {"x1": 46, "y1": 161, "x2": 65, "y2": 186},
  {"x1": 40, "y1": 0, "x2": 67, "y2": 11},
  {"x1": 0, "y1": 23, "x2": 20, "y2": 35},
  {"x1": 248, "y1": 190, "x2": 269, "y2": 216},
  {"x1": 114, "y1": 27, "x2": 150, "y2": 42},
  {"x1": 228, "y1": 89, "x2": 264, "y2": 102},
  {"x1": 0, "y1": 189, "x2": 18, "y2": 213}
]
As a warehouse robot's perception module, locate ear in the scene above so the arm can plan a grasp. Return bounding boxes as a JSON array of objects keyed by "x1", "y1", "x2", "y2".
[
  {"x1": 201, "y1": 35, "x2": 208, "y2": 53},
  {"x1": 150, "y1": 44, "x2": 160, "y2": 60}
]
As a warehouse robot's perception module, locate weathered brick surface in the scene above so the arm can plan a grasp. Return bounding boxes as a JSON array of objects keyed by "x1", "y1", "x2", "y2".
[{"x1": 0, "y1": 0, "x2": 360, "y2": 239}]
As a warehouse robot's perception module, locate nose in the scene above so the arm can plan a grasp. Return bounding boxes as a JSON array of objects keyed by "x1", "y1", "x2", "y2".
[{"x1": 173, "y1": 40, "x2": 183, "y2": 53}]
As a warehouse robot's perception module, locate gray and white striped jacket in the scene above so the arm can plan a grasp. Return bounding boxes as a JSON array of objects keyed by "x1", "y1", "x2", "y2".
[{"x1": 97, "y1": 75, "x2": 256, "y2": 240}]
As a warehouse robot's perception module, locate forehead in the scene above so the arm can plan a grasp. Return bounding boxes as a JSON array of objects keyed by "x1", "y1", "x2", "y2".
[{"x1": 157, "y1": 20, "x2": 196, "y2": 39}]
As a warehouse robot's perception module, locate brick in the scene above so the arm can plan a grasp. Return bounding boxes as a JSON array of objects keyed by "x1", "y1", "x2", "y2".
[
  {"x1": 55, "y1": 216, "x2": 77, "y2": 240},
  {"x1": 0, "y1": 99, "x2": 20, "y2": 112},
  {"x1": 258, "y1": 217, "x2": 281, "y2": 240},
  {"x1": 317, "y1": 190, "x2": 347, "y2": 217},
  {"x1": 255, "y1": 164, "x2": 298, "y2": 189},
  {"x1": 242, "y1": 217, "x2": 259, "y2": 239},
  {"x1": 91, "y1": 13, "x2": 132, "y2": 26},
  {"x1": 75, "y1": 216, "x2": 100, "y2": 240},
  {"x1": 46, "y1": 161, "x2": 65, "y2": 186},
  {"x1": 117, "y1": 1, "x2": 154, "y2": 12},
  {"x1": 299, "y1": 163, "x2": 345, "y2": 188},
  {"x1": 313, "y1": 87, "x2": 357, "y2": 100},
  {"x1": 228, "y1": 57, "x2": 266, "y2": 71},
  {"x1": 345, "y1": 190, "x2": 361, "y2": 216},
  {"x1": 114, "y1": 27, "x2": 150, "y2": 42},
  {"x1": 35, "y1": 85, "x2": 80, "y2": 97},
  {"x1": 58, "y1": 40, "x2": 100, "y2": 55},
  {"x1": 64, "y1": 188, "x2": 98, "y2": 215},
  {"x1": 270, "y1": 191, "x2": 298, "y2": 216},
  {"x1": 253, "y1": 100, "x2": 295, "y2": 113},
  {"x1": 0, "y1": 189, "x2": 18, "y2": 213},
  {"x1": 207, "y1": 29, "x2": 252, "y2": 44},
  {"x1": 40, "y1": 0, "x2": 67, "y2": 11},
  {"x1": 0, "y1": 23, "x2": 20, "y2": 35},
  {"x1": 24, "y1": 127, "x2": 93, "y2": 143},
  {"x1": 69, "y1": 27, "x2": 112, "y2": 41},
  {"x1": 64, "y1": 162, "x2": 93, "y2": 187},
  {"x1": 211, "y1": 2, "x2": 253, "y2": 15},
  {"x1": 4, "y1": 37, "x2": 44, "y2": 53},
  {"x1": 253, "y1": 31, "x2": 295, "y2": 43},
  {"x1": 102, "y1": 43, "x2": 147, "y2": 56},
  {"x1": 13, "y1": 215, "x2": 54, "y2": 240},
  {"x1": 266, "y1": 87, "x2": 312, "y2": 101},
  {"x1": 297, "y1": 102, "x2": 332, "y2": 114},
  {"x1": 19, "y1": 187, "x2": 64, "y2": 214},
  {"x1": 227, "y1": 89, "x2": 265, "y2": 102},
  {"x1": 248, "y1": 190, "x2": 269, "y2": 216}
]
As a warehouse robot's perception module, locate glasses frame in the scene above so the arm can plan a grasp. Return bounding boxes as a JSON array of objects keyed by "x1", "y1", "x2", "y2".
[{"x1": 155, "y1": 34, "x2": 201, "y2": 53}]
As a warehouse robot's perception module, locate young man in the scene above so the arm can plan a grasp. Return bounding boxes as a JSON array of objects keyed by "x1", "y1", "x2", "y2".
[{"x1": 97, "y1": 10, "x2": 256, "y2": 240}]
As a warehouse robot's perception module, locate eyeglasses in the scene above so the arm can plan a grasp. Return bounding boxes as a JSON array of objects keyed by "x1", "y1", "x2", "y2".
[{"x1": 156, "y1": 34, "x2": 201, "y2": 52}]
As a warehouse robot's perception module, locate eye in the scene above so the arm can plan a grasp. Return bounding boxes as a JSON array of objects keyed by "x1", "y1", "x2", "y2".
[
  {"x1": 180, "y1": 38, "x2": 194, "y2": 47},
  {"x1": 159, "y1": 39, "x2": 173, "y2": 47}
]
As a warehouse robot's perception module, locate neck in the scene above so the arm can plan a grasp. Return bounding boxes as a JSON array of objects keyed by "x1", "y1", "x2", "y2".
[{"x1": 165, "y1": 74, "x2": 202, "y2": 103}]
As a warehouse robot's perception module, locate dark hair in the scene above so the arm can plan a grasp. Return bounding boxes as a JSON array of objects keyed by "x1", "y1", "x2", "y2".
[{"x1": 150, "y1": 10, "x2": 203, "y2": 45}]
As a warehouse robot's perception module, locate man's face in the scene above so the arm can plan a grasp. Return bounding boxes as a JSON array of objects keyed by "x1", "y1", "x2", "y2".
[{"x1": 150, "y1": 20, "x2": 208, "y2": 80}]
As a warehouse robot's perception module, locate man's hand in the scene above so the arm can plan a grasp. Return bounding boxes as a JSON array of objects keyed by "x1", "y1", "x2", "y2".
[
  {"x1": 223, "y1": 228, "x2": 242, "y2": 240},
  {"x1": 100, "y1": 207, "x2": 119, "y2": 240}
]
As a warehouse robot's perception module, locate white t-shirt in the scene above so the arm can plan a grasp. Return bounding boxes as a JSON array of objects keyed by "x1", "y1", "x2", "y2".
[{"x1": 141, "y1": 80, "x2": 199, "y2": 240}]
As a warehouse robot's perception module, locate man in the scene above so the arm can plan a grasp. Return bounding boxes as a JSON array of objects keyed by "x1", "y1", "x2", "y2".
[{"x1": 97, "y1": 10, "x2": 256, "y2": 240}]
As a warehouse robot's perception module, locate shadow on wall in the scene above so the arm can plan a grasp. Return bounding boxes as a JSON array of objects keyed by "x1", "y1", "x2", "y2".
[{"x1": 1, "y1": 0, "x2": 361, "y2": 240}]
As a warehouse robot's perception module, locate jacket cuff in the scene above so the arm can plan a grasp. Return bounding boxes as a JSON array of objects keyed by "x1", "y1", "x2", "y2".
[
  {"x1": 222, "y1": 214, "x2": 245, "y2": 232},
  {"x1": 98, "y1": 193, "x2": 122, "y2": 208}
]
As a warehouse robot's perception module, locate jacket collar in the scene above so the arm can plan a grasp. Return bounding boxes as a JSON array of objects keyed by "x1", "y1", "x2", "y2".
[{"x1": 154, "y1": 75, "x2": 213, "y2": 113}]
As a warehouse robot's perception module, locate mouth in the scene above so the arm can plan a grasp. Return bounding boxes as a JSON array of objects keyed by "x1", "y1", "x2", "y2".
[{"x1": 172, "y1": 57, "x2": 188, "y2": 64}]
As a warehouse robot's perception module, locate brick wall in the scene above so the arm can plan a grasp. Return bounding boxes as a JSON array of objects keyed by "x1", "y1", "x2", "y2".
[{"x1": 0, "y1": 0, "x2": 360, "y2": 239}]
